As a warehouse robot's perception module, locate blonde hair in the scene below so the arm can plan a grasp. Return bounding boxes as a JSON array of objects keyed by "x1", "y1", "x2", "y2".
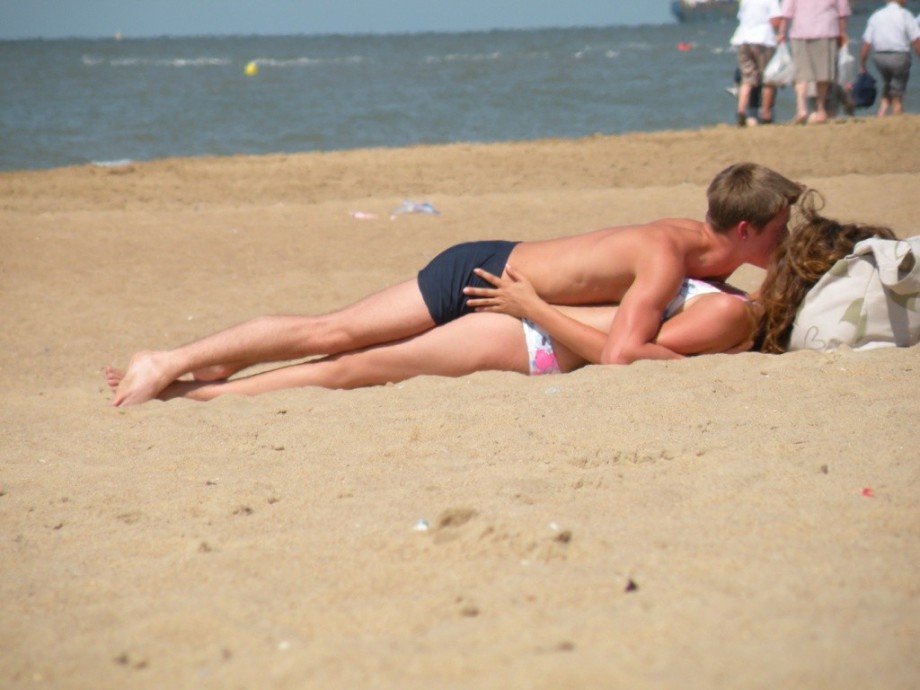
[
  {"x1": 706, "y1": 162, "x2": 805, "y2": 233},
  {"x1": 755, "y1": 191, "x2": 897, "y2": 353}
]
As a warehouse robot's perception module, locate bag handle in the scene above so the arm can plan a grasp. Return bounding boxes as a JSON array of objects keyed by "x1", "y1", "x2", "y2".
[{"x1": 854, "y1": 238, "x2": 920, "y2": 295}]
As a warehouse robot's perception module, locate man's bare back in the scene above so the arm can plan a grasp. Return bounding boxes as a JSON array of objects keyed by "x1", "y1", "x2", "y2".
[{"x1": 507, "y1": 219, "x2": 737, "y2": 306}]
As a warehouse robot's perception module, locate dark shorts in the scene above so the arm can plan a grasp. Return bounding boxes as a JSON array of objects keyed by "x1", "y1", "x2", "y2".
[
  {"x1": 873, "y1": 52, "x2": 911, "y2": 98},
  {"x1": 417, "y1": 240, "x2": 519, "y2": 325}
]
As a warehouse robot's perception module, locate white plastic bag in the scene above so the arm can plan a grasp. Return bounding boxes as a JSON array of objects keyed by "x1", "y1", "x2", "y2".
[
  {"x1": 764, "y1": 42, "x2": 794, "y2": 86},
  {"x1": 837, "y1": 43, "x2": 856, "y2": 86}
]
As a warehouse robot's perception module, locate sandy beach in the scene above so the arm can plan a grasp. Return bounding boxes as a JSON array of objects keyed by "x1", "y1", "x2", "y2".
[{"x1": 2, "y1": 116, "x2": 919, "y2": 689}]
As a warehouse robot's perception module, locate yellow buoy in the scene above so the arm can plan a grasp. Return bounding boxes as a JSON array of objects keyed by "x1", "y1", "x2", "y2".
[{"x1": 244, "y1": 61, "x2": 258, "y2": 77}]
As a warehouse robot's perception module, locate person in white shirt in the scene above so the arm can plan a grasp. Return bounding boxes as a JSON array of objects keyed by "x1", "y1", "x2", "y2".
[
  {"x1": 731, "y1": 0, "x2": 783, "y2": 125},
  {"x1": 859, "y1": 0, "x2": 920, "y2": 116}
]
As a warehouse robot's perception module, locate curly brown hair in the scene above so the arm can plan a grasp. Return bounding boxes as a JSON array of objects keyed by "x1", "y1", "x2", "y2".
[{"x1": 755, "y1": 191, "x2": 897, "y2": 353}]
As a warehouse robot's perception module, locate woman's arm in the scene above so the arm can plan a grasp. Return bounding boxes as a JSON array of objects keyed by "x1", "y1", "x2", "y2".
[
  {"x1": 657, "y1": 294, "x2": 760, "y2": 355},
  {"x1": 465, "y1": 267, "x2": 758, "y2": 362},
  {"x1": 465, "y1": 265, "x2": 622, "y2": 364}
]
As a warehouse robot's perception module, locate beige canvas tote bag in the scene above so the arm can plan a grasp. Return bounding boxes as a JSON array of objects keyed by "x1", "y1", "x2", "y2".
[{"x1": 789, "y1": 237, "x2": 920, "y2": 352}]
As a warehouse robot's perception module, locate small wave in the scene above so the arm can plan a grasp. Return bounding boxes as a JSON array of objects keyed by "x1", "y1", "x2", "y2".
[
  {"x1": 251, "y1": 56, "x2": 363, "y2": 67},
  {"x1": 82, "y1": 56, "x2": 234, "y2": 68},
  {"x1": 619, "y1": 41, "x2": 654, "y2": 51},
  {"x1": 167, "y1": 57, "x2": 233, "y2": 67},
  {"x1": 83, "y1": 55, "x2": 365, "y2": 69},
  {"x1": 425, "y1": 51, "x2": 503, "y2": 64},
  {"x1": 572, "y1": 43, "x2": 645, "y2": 60},
  {"x1": 91, "y1": 159, "x2": 134, "y2": 167}
]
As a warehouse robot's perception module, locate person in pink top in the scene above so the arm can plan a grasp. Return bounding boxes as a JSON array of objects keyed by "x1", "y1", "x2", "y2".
[{"x1": 778, "y1": 0, "x2": 852, "y2": 124}]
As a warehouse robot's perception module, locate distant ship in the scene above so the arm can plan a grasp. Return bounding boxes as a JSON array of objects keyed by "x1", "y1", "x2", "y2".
[{"x1": 671, "y1": 0, "x2": 898, "y2": 23}]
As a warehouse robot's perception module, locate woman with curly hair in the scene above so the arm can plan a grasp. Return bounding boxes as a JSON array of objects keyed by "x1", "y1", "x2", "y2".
[{"x1": 756, "y1": 191, "x2": 897, "y2": 353}]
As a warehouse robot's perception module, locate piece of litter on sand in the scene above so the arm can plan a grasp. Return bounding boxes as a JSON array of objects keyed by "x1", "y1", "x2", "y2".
[
  {"x1": 390, "y1": 201, "x2": 440, "y2": 219},
  {"x1": 350, "y1": 211, "x2": 377, "y2": 220},
  {"x1": 861, "y1": 488, "x2": 875, "y2": 498},
  {"x1": 412, "y1": 519, "x2": 430, "y2": 532}
]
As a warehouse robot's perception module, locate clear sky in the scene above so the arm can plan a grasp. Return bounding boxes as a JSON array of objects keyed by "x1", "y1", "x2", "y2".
[{"x1": 0, "y1": 1, "x2": 675, "y2": 40}]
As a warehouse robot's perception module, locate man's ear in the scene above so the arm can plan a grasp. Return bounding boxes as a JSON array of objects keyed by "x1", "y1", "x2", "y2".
[{"x1": 737, "y1": 220, "x2": 751, "y2": 240}]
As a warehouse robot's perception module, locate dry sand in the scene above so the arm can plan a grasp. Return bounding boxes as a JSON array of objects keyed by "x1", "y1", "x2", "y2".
[{"x1": 2, "y1": 116, "x2": 919, "y2": 689}]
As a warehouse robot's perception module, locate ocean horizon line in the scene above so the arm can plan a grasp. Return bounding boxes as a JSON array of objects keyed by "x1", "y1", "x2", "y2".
[{"x1": 1, "y1": 19, "x2": 690, "y2": 44}]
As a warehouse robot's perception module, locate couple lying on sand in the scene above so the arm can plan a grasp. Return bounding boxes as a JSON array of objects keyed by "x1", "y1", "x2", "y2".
[{"x1": 106, "y1": 162, "x2": 896, "y2": 405}]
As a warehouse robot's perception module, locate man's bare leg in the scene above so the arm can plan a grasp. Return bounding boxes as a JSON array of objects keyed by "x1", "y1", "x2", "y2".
[
  {"x1": 110, "y1": 279, "x2": 435, "y2": 406},
  {"x1": 878, "y1": 97, "x2": 890, "y2": 117},
  {"x1": 760, "y1": 85, "x2": 776, "y2": 122}
]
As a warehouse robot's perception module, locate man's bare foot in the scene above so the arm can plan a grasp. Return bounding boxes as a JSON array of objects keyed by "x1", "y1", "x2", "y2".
[
  {"x1": 110, "y1": 351, "x2": 176, "y2": 406},
  {"x1": 105, "y1": 365, "x2": 214, "y2": 403}
]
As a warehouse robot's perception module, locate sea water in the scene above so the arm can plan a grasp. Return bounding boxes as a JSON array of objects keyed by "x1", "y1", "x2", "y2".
[{"x1": 0, "y1": 16, "x2": 892, "y2": 172}]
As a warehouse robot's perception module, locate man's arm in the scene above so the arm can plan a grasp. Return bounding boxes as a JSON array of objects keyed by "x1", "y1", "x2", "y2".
[
  {"x1": 598, "y1": 265, "x2": 686, "y2": 365},
  {"x1": 859, "y1": 40, "x2": 871, "y2": 71}
]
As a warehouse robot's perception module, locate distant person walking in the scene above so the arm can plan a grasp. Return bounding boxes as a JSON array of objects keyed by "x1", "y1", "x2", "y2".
[
  {"x1": 731, "y1": 0, "x2": 783, "y2": 126},
  {"x1": 859, "y1": 0, "x2": 920, "y2": 116},
  {"x1": 778, "y1": 0, "x2": 852, "y2": 124}
]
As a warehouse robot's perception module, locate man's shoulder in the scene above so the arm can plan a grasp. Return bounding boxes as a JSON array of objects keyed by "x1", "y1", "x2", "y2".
[
  {"x1": 626, "y1": 220, "x2": 707, "y2": 259},
  {"x1": 590, "y1": 219, "x2": 704, "y2": 244},
  {"x1": 639, "y1": 217, "x2": 705, "y2": 231},
  {"x1": 641, "y1": 218, "x2": 707, "y2": 241}
]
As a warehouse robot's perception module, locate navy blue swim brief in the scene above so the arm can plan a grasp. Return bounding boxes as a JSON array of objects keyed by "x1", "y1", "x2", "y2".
[{"x1": 417, "y1": 240, "x2": 519, "y2": 325}]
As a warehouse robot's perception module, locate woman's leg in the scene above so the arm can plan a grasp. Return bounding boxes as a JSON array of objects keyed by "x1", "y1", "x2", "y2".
[{"x1": 129, "y1": 312, "x2": 533, "y2": 401}]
